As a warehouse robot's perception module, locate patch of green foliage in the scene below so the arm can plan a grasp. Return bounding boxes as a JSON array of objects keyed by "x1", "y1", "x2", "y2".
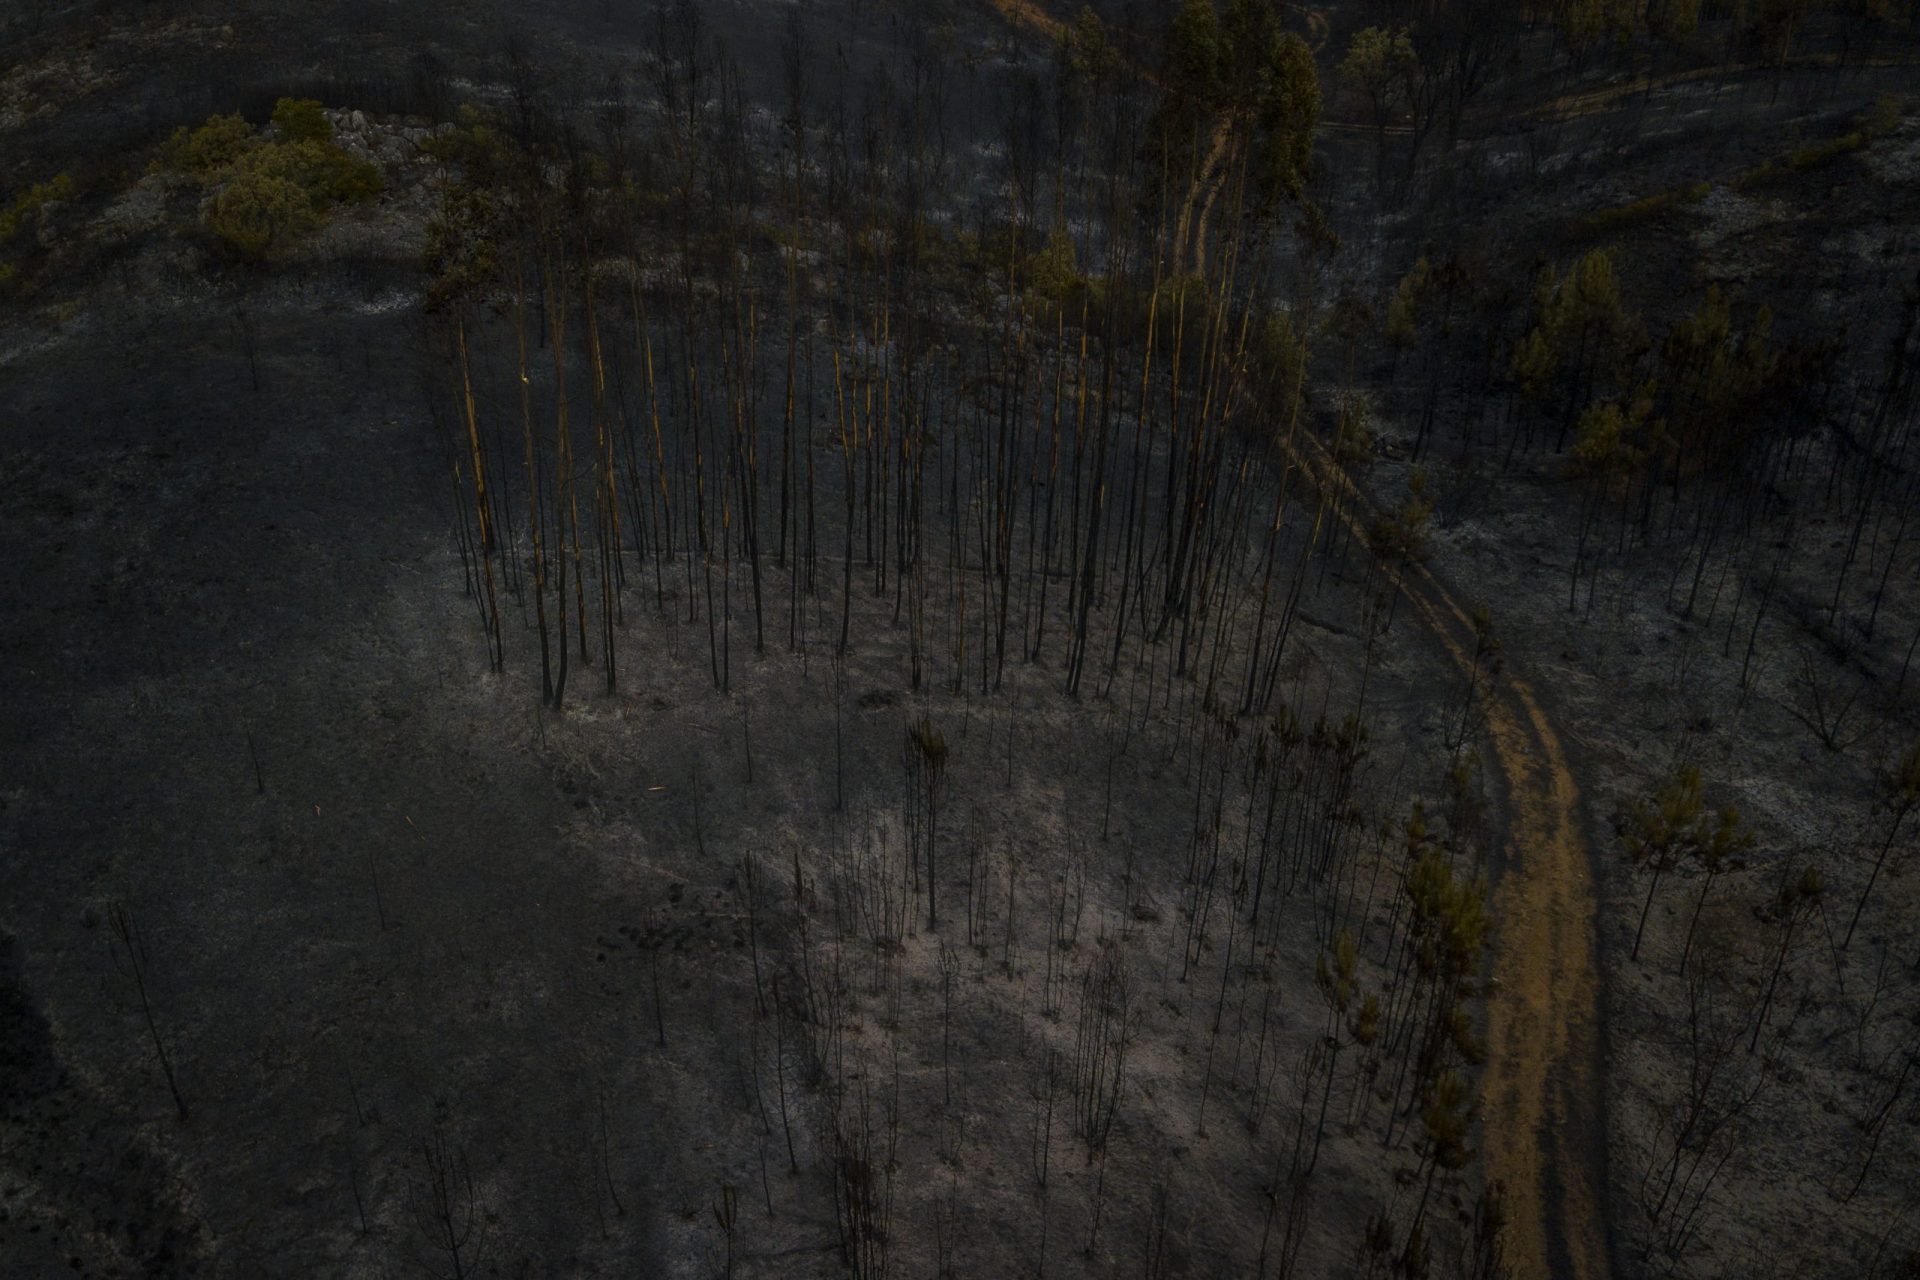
[
  {"x1": 1025, "y1": 227, "x2": 1099, "y2": 314},
  {"x1": 1384, "y1": 257, "x2": 1430, "y2": 347},
  {"x1": 270, "y1": 97, "x2": 333, "y2": 143},
  {"x1": 0, "y1": 172, "x2": 75, "y2": 244},
  {"x1": 1330, "y1": 392, "x2": 1375, "y2": 470},
  {"x1": 1159, "y1": 0, "x2": 1320, "y2": 209},
  {"x1": 1553, "y1": 0, "x2": 1640, "y2": 50},
  {"x1": 419, "y1": 109, "x2": 531, "y2": 309},
  {"x1": 420, "y1": 106, "x2": 516, "y2": 186},
  {"x1": 234, "y1": 138, "x2": 384, "y2": 203},
  {"x1": 1562, "y1": 181, "x2": 1710, "y2": 242},
  {"x1": 1655, "y1": 284, "x2": 1825, "y2": 471},
  {"x1": 1250, "y1": 310, "x2": 1308, "y2": 428},
  {"x1": 423, "y1": 184, "x2": 508, "y2": 309},
  {"x1": 1367, "y1": 469, "x2": 1434, "y2": 562},
  {"x1": 207, "y1": 174, "x2": 321, "y2": 257},
  {"x1": 154, "y1": 113, "x2": 257, "y2": 181},
  {"x1": 0, "y1": 172, "x2": 73, "y2": 290},
  {"x1": 153, "y1": 99, "x2": 382, "y2": 257},
  {"x1": 1509, "y1": 248, "x2": 1643, "y2": 409},
  {"x1": 1568, "y1": 381, "x2": 1658, "y2": 495}
]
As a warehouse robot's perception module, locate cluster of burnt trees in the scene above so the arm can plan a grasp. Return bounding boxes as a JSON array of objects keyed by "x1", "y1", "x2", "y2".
[
  {"x1": 1340, "y1": 18, "x2": 1920, "y2": 1240},
  {"x1": 1313, "y1": 33, "x2": 1920, "y2": 1265},
  {"x1": 419, "y1": 0, "x2": 1919, "y2": 728},
  {"x1": 1364, "y1": 151, "x2": 1920, "y2": 1280},
  {"x1": 393, "y1": 0, "x2": 1920, "y2": 1272},
  {"x1": 1376, "y1": 234, "x2": 1920, "y2": 693},
  {"x1": 1330, "y1": 0, "x2": 1919, "y2": 717},
  {"x1": 740, "y1": 696, "x2": 1507, "y2": 1276},
  {"x1": 1364, "y1": 149, "x2": 1920, "y2": 1266},
  {"x1": 422, "y1": 0, "x2": 1353, "y2": 722},
  {"x1": 1606, "y1": 748, "x2": 1920, "y2": 1274},
  {"x1": 405, "y1": 0, "x2": 1541, "y2": 1272}
]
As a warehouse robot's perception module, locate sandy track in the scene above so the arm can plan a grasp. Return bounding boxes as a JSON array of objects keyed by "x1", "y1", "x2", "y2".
[
  {"x1": 965, "y1": 0, "x2": 1612, "y2": 1263},
  {"x1": 1289, "y1": 430, "x2": 1612, "y2": 1280},
  {"x1": 1474, "y1": 662, "x2": 1609, "y2": 1279}
]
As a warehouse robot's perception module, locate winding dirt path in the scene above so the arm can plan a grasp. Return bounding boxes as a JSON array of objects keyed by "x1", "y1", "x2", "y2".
[
  {"x1": 1290, "y1": 432, "x2": 1611, "y2": 1280},
  {"x1": 1472, "y1": 664, "x2": 1609, "y2": 1280},
  {"x1": 968, "y1": 1, "x2": 1612, "y2": 1264}
]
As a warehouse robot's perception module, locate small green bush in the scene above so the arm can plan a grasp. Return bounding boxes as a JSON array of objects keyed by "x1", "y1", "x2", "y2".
[
  {"x1": 157, "y1": 113, "x2": 258, "y2": 180},
  {"x1": 270, "y1": 97, "x2": 333, "y2": 143},
  {"x1": 311, "y1": 147, "x2": 383, "y2": 203},
  {"x1": 234, "y1": 139, "x2": 382, "y2": 203},
  {"x1": 1026, "y1": 227, "x2": 1096, "y2": 312},
  {"x1": 154, "y1": 104, "x2": 382, "y2": 257},
  {"x1": 419, "y1": 106, "x2": 513, "y2": 183},
  {"x1": 206, "y1": 170, "x2": 319, "y2": 257},
  {"x1": 0, "y1": 172, "x2": 75, "y2": 243}
]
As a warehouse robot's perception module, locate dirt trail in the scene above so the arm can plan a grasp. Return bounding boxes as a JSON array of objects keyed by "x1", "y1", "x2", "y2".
[
  {"x1": 1291, "y1": 433, "x2": 1611, "y2": 1280},
  {"x1": 1473, "y1": 667, "x2": 1609, "y2": 1280},
  {"x1": 967, "y1": 3, "x2": 1611, "y2": 1264}
]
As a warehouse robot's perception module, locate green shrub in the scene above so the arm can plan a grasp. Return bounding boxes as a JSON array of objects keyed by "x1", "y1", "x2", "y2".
[
  {"x1": 423, "y1": 184, "x2": 505, "y2": 306},
  {"x1": 0, "y1": 172, "x2": 74, "y2": 243},
  {"x1": 1385, "y1": 257, "x2": 1430, "y2": 345},
  {"x1": 312, "y1": 147, "x2": 383, "y2": 202},
  {"x1": 206, "y1": 170, "x2": 319, "y2": 257},
  {"x1": 153, "y1": 106, "x2": 383, "y2": 257},
  {"x1": 419, "y1": 106, "x2": 513, "y2": 183},
  {"x1": 270, "y1": 97, "x2": 333, "y2": 143},
  {"x1": 1026, "y1": 227, "x2": 1096, "y2": 312},
  {"x1": 157, "y1": 113, "x2": 258, "y2": 180},
  {"x1": 234, "y1": 138, "x2": 382, "y2": 203}
]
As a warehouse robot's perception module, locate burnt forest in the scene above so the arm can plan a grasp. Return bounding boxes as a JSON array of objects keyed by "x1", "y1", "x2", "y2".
[{"x1": 3, "y1": 0, "x2": 1919, "y2": 1276}]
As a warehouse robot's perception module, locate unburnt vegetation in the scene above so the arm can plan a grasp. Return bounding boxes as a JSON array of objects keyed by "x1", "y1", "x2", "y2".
[
  {"x1": 151, "y1": 98, "x2": 384, "y2": 257},
  {"x1": 1, "y1": 0, "x2": 1918, "y2": 1277}
]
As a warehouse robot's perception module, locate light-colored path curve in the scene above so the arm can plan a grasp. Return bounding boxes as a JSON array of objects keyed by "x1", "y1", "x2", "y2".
[
  {"x1": 966, "y1": 1, "x2": 1613, "y2": 1261},
  {"x1": 1290, "y1": 430, "x2": 1611, "y2": 1280}
]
